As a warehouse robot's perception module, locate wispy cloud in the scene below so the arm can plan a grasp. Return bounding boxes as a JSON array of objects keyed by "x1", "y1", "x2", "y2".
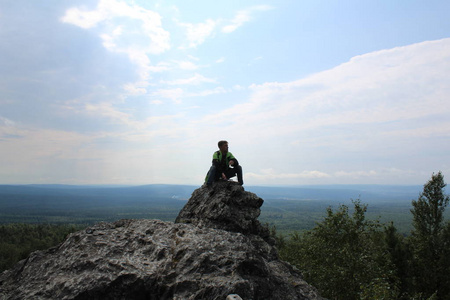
[
  {"x1": 178, "y1": 18, "x2": 217, "y2": 49},
  {"x1": 61, "y1": 0, "x2": 170, "y2": 94},
  {"x1": 222, "y1": 5, "x2": 273, "y2": 33},
  {"x1": 151, "y1": 85, "x2": 227, "y2": 103},
  {"x1": 177, "y1": 5, "x2": 273, "y2": 48},
  {"x1": 85, "y1": 102, "x2": 132, "y2": 125},
  {"x1": 161, "y1": 73, "x2": 216, "y2": 86},
  {"x1": 173, "y1": 60, "x2": 200, "y2": 70},
  {"x1": 152, "y1": 88, "x2": 185, "y2": 103},
  {"x1": 190, "y1": 38, "x2": 450, "y2": 184},
  {"x1": 2, "y1": 1, "x2": 449, "y2": 185},
  {"x1": 203, "y1": 38, "x2": 450, "y2": 133},
  {"x1": 0, "y1": 116, "x2": 15, "y2": 127},
  {"x1": 246, "y1": 169, "x2": 331, "y2": 181}
]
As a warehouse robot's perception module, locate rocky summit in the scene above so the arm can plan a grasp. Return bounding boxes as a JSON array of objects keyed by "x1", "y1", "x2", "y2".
[
  {"x1": 176, "y1": 181, "x2": 271, "y2": 241},
  {"x1": 0, "y1": 181, "x2": 324, "y2": 300}
]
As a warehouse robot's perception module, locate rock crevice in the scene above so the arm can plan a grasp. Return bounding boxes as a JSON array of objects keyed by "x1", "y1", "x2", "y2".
[{"x1": 0, "y1": 182, "x2": 324, "y2": 300}]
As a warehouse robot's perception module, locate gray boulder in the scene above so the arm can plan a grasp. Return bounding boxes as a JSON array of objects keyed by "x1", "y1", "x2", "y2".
[
  {"x1": 176, "y1": 181, "x2": 272, "y2": 241},
  {"x1": 0, "y1": 182, "x2": 324, "y2": 300}
]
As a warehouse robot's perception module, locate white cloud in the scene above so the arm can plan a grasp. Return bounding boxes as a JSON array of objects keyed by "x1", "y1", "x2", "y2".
[
  {"x1": 0, "y1": 126, "x2": 94, "y2": 180},
  {"x1": 61, "y1": 0, "x2": 170, "y2": 95},
  {"x1": 5, "y1": 2, "x2": 450, "y2": 186},
  {"x1": 193, "y1": 38, "x2": 450, "y2": 184},
  {"x1": 62, "y1": 0, "x2": 170, "y2": 54},
  {"x1": 151, "y1": 85, "x2": 227, "y2": 103},
  {"x1": 177, "y1": 5, "x2": 272, "y2": 48},
  {"x1": 162, "y1": 73, "x2": 216, "y2": 85},
  {"x1": 203, "y1": 38, "x2": 450, "y2": 134},
  {"x1": 153, "y1": 88, "x2": 184, "y2": 103},
  {"x1": 85, "y1": 102, "x2": 132, "y2": 125},
  {"x1": 0, "y1": 116, "x2": 15, "y2": 127},
  {"x1": 187, "y1": 55, "x2": 200, "y2": 61},
  {"x1": 334, "y1": 170, "x2": 378, "y2": 178},
  {"x1": 190, "y1": 87, "x2": 227, "y2": 97},
  {"x1": 123, "y1": 83, "x2": 147, "y2": 95},
  {"x1": 245, "y1": 168, "x2": 421, "y2": 185},
  {"x1": 179, "y1": 18, "x2": 217, "y2": 48},
  {"x1": 60, "y1": 6, "x2": 106, "y2": 29},
  {"x1": 246, "y1": 169, "x2": 331, "y2": 181},
  {"x1": 148, "y1": 62, "x2": 171, "y2": 72},
  {"x1": 222, "y1": 5, "x2": 273, "y2": 33},
  {"x1": 175, "y1": 60, "x2": 200, "y2": 70}
]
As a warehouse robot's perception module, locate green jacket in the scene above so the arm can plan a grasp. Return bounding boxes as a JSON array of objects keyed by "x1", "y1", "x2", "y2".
[
  {"x1": 212, "y1": 150, "x2": 237, "y2": 170},
  {"x1": 205, "y1": 151, "x2": 239, "y2": 182}
]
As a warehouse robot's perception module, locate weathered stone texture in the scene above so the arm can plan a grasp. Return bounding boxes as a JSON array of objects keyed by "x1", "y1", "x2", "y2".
[
  {"x1": 176, "y1": 181, "x2": 269, "y2": 238},
  {"x1": 0, "y1": 181, "x2": 324, "y2": 300}
]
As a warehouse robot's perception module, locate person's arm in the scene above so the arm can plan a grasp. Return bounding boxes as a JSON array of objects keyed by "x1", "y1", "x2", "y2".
[
  {"x1": 212, "y1": 151, "x2": 220, "y2": 167},
  {"x1": 212, "y1": 151, "x2": 227, "y2": 179},
  {"x1": 228, "y1": 152, "x2": 239, "y2": 166}
]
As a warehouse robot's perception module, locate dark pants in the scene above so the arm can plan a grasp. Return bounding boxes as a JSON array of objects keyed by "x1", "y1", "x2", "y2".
[{"x1": 207, "y1": 165, "x2": 243, "y2": 185}]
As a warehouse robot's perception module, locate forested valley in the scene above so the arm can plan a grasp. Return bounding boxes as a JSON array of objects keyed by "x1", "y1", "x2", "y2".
[
  {"x1": 276, "y1": 172, "x2": 450, "y2": 299},
  {"x1": 1, "y1": 173, "x2": 449, "y2": 299},
  {"x1": 0, "y1": 223, "x2": 82, "y2": 272}
]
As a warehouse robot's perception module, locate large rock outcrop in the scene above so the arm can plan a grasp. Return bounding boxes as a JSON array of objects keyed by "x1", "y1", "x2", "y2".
[
  {"x1": 175, "y1": 181, "x2": 272, "y2": 242},
  {"x1": 0, "y1": 181, "x2": 324, "y2": 300}
]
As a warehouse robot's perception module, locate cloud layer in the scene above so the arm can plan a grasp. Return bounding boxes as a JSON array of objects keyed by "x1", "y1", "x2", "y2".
[{"x1": 1, "y1": 1, "x2": 449, "y2": 185}]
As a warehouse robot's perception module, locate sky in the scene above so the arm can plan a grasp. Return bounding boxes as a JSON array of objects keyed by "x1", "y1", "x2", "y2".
[{"x1": 1, "y1": 0, "x2": 450, "y2": 186}]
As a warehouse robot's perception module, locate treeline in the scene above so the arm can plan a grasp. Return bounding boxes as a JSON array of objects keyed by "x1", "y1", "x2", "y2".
[
  {"x1": 0, "y1": 223, "x2": 83, "y2": 272},
  {"x1": 276, "y1": 172, "x2": 450, "y2": 300}
]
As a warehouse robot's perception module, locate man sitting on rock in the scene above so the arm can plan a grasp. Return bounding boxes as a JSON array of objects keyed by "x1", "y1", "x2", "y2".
[{"x1": 205, "y1": 140, "x2": 243, "y2": 186}]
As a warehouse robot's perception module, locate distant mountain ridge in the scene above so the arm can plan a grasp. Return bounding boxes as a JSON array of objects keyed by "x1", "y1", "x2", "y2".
[
  {"x1": 0, "y1": 183, "x2": 424, "y2": 229},
  {"x1": 0, "y1": 183, "x2": 423, "y2": 202}
]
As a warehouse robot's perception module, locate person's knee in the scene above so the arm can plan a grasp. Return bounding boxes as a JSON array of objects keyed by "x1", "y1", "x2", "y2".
[{"x1": 206, "y1": 166, "x2": 217, "y2": 183}]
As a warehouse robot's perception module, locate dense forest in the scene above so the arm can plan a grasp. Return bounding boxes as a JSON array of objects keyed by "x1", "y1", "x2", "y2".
[
  {"x1": 276, "y1": 172, "x2": 450, "y2": 300},
  {"x1": 1, "y1": 173, "x2": 449, "y2": 299},
  {"x1": 0, "y1": 223, "x2": 82, "y2": 272}
]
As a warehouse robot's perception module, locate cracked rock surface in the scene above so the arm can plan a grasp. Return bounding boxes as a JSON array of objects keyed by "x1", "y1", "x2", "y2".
[{"x1": 0, "y1": 182, "x2": 324, "y2": 300}]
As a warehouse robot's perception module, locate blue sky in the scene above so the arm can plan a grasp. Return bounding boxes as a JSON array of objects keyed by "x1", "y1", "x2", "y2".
[{"x1": 1, "y1": 0, "x2": 450, "y2": 186}]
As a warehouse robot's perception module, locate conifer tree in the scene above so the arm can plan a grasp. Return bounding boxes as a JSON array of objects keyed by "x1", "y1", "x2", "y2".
[
  {"x1": 383, "y1": 222, "x2": 412, "y2": 298},
  {"x1": 280, "y1": 200, "x2": 399, "y2": 300},
  {"x1": 410, "y1": 171, "x2": 449, "y2": 299}
]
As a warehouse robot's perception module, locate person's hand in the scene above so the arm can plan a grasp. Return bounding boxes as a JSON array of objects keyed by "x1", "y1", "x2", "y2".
[{"x1": 222, "y1": 173, "x2": 227, "y2": 180}]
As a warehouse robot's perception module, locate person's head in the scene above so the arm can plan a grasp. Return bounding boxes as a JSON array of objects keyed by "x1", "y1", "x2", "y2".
[{"x1": 218, "y1": 140, "x2": 228, "y2": 153}]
